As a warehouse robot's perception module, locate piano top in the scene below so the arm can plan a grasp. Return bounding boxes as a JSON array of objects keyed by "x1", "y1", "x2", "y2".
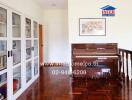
[{"x1": 72, "y1": 43, "x2": 118, "y2": 56}]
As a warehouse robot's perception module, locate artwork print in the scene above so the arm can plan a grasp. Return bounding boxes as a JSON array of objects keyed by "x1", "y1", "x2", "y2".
[{"x1": 79, "y1": 18, "x2": 106, "y2": 36}]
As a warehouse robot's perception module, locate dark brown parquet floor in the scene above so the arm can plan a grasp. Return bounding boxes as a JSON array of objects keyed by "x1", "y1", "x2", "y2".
[{"x1": 17, "y1": 67, "x2": 132, "y2": 100}]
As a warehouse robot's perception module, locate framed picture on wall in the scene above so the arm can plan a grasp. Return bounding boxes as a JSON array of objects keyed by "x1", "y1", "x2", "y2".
[{"x1": 79, "y1": 18, "x2": 106, "y2": 36}]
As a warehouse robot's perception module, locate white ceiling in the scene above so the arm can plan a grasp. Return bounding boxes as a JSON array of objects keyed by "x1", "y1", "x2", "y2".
[{"x1": 36, "y1": 0, "x2": 68, "y2": 9}]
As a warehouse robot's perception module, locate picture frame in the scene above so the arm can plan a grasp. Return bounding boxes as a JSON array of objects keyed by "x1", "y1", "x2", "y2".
[{"x1": 79, "y1": 18, "x2": 106, "y2": 36}]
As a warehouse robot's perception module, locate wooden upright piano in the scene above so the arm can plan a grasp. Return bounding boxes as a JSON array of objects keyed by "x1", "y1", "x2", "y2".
[{"x1": 72, "y1": 43, "x2": 119, "y2": 78}]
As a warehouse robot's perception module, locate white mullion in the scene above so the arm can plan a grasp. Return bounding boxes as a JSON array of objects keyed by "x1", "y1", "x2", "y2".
[
  {"x1": 13, "y1": 63, "x2": 21, "y2": 69},
  {"x1": 0, "y1": 37, "x2": 7, "y2": 40},
  {"x1": 37, "y1": 23, "x2": 40, "y2": 75},
  {"x1": 31, "y1": 19, "x2": 34, "y2": 77},
  {"x1": 26, "y1": 58, "x2": 32, "y2": 62},
  {"x1": 21, "y1": 15, "x2": 26, "y2": 88},
  {"x1": 0, "y1": 69, "x2": 7, "y2": 75},
  {"x1": 12, "y1": 38, "x2": 21, "y2": 40},
  {"x1": 7, "y1": 8, "x2": 13, "y2": 100}
]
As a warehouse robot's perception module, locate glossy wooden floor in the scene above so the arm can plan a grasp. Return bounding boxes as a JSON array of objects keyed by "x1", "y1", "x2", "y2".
[{"x1": 17, "y1": 67, "x2": 132, "y2": 100}]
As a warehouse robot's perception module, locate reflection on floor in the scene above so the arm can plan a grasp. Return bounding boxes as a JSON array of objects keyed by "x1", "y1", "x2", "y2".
[{"x1": 17, "y1": 67, "x2": 132, "y2": 100}]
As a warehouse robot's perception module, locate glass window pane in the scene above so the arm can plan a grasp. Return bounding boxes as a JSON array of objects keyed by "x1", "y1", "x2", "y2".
[
  {"x1": 34, "y1": 58, "x2": 38, "y2": 75},
  {"x1": 0, "y1": 7, "x2": 7, "y2": 37},
  {"x1": 26, "y1": 40, "x2": 31, "y2": 59},
  {"x1": 26, "y1": 61, "x2": 32, "y2": 82},
  {"x1": 12, "y1": 40, "x2": 21, "y2": 65},
  {"x1": 12, "y1": 13, "x2": 21, "y2": 37},
  {"x1": 25, "y1": 18, "x2": 31, "y2": 38},
  {"x1": 0, "y1": 41, "x2": 7, "y2": 70},
  {"x1": 34, "y1": 40, "x2": 38, "y2": 57},
  {"x1": 33, "y1": 21, "x2": 37, "y2": 38},
  {"x1": 13, "y1": 66, "x2": 21, "y2": 93},
  {"x1": 0, "y1": 73, "x2": 7, "y2": 99}
]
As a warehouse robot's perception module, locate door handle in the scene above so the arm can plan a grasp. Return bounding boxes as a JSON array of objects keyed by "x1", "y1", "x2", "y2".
[
  {"x1": 8, "y1": 51, "x2": 13, "y2": 57},
  {"x1": 11, "y1": 50, "x2": 13, "y2": 56},
  {"x1": 8, "y1": 51, "x2": 10, "y2": 57}
]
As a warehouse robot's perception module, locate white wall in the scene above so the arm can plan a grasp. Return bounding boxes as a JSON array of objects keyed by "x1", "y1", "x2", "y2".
[
  {"x1": 0, "y1": 0, "x2": 43, "y2": 22},
  {"x1": 43, "y1": 9, "x2": 69, "y2": 63},
  {"x1": 68, "y1": 0, "x2": 132, "y2": 50},
  {"x1": 68, "y1": 0, "x2": 132, "y2": 73}
]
